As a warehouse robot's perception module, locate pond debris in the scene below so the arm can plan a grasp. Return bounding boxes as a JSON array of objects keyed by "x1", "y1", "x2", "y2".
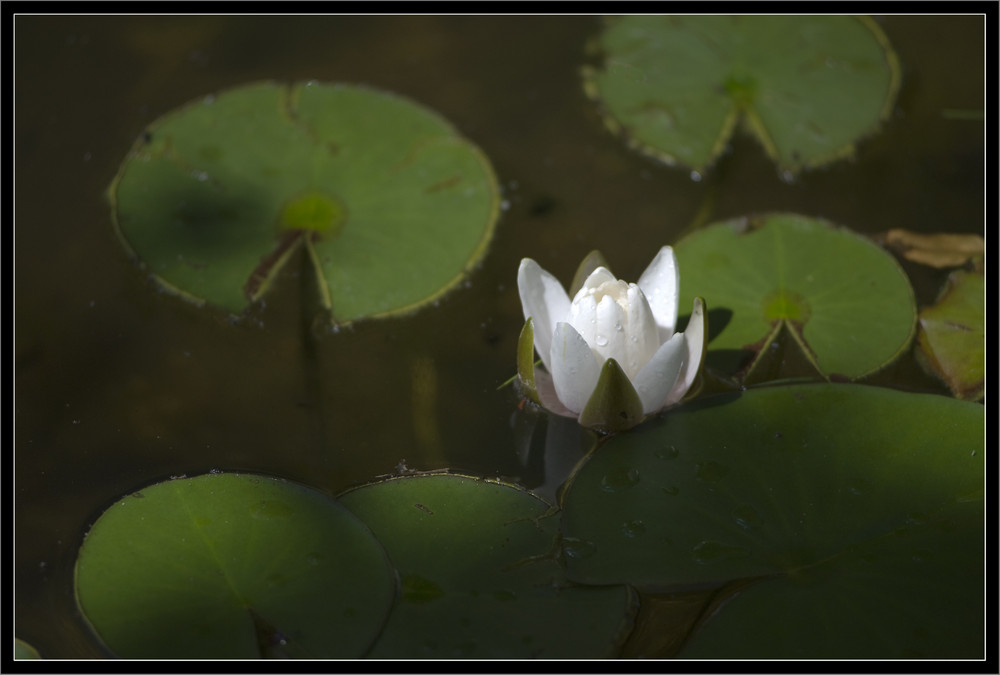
[{"x1": 877, "y1": 228, "x2": 984, "y2": 269}]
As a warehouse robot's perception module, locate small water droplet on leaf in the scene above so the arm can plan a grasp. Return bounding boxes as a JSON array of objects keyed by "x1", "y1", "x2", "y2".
[
  {"x1": 600, "y1": 466, "x2": 640, "y2": 492},
  {"x1": 733, "y1": 504, "x2": 763, "y2": 529},
  {"x1": 695, "y1": 460, "x2": 729, "y2": 484},
  {"x1": 561, "y1": 537, "x2": 598, "y2": 560},
  {"x1": 622, "y1": 520, "x2": 646, "y2": 538}
]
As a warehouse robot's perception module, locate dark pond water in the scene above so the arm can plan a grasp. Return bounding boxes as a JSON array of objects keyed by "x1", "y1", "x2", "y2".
[{"x1": 14, "y1": 15, "x2": 984, "y2": 659}]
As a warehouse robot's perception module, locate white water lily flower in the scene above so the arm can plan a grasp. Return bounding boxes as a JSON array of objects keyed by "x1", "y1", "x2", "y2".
[{"x1": 516, "y1": 247, "x2": 706, "y2": 432}]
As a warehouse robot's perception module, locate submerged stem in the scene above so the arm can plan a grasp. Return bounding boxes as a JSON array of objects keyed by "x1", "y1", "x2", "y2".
[{"x1": 298, "y1": 238, "x2": 331, "y2": 457}]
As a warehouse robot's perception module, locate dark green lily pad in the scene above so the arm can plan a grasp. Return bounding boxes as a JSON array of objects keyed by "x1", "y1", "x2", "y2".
[
  {"x1": 583, "y1": 15, "x2": 899, "y2": 175},
  {"x1": 679, "y1": 500, "x2": 983, "y2": 658},
  {"x1": 674, "y1": 214, "x2": 917, "y2": 381},
  {"x1": 338, "y1": 473, "x2": 636, "y2": 658},
  {"x1": 111, "y1": 81, "x2": 499, "y2": 324},
  {"x1": 559, "y1": 384, "x2": 984, "y2": 658},
  {"x1": 74, "y1": 473, "x2": 396, "y2": 658},
  {"x1": 916, "y1": 269, "x2": 985, "y2": 401}
]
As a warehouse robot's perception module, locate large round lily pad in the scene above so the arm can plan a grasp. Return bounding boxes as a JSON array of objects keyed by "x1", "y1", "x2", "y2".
[
  {"x1": 338, "y1": 473, "x2": 636, "y2": 659},
  {"x1": 559, "y1": 384, "x2": 984, "y2": 658},
  {"x1": 583, "y1": 15, "x2": 900, "y2": 175},
  {"x1": 674, "y1": 213, "x2": 917, "y2": 380},
  {"x1": 74, "y1": 472, "x2": 396, "y2": 658},
  {"x1": 678, "y1": 500, "x2": 983, "y2": 658},
  {"x1": 110, "y1": 81, "x2": 499, "y2": 324}
]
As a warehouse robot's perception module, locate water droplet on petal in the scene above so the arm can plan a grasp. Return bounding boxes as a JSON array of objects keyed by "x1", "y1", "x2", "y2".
[
  {"x1": 595, "y1": 334, "x2": 608, "y2": 347},
  {"x1": 615, "y1": 322, "x2": 624, "y2": 332}
]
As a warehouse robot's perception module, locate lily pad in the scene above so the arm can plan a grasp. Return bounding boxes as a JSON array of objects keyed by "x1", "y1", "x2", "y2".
[
  {"x1": 110, "y1": 81, "x2": 499, "y2": 324},
  {"x1": 916, "y1": 268, "x2": 985, "y2": 401},
  {"x1": 674, "y1": 213, "x2": 917, "y2": 381},
  {"x1": 74, "y1": 472, "x2": 396, "y2": 659},
  {"x1": 338, "y1": 473, "x2": 636, "y2": 658},
  {"x1": 583, "y1": 15, "x2": 899, "y2": 175},
  {"x1": 15, "y1": 638, "x2": 41, "y2": 659},
  {"x1": 559, "y1": 384, "x2": 984, "y2": 658},
  {"x1": 678, "y1": 501, "x2": 983, "y2": 658}
]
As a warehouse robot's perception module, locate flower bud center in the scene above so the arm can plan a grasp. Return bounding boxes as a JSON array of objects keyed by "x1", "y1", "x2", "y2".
[
  {"x1": 570, "y1": 279, "x2": 655, "y2": 377},
  {"x1": 576, "y1": 279, "x2": 630, "y2": 311}
]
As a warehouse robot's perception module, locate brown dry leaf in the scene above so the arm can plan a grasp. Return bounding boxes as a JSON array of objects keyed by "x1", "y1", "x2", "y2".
[{"x1": 880, "y1": 229, "x2": 984, "y2": 268}]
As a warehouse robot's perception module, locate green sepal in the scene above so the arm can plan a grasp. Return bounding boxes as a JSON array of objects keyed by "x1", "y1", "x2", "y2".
[
  {"x1": 569, "y1": 250, "x2": 611, "y2": 297},
  {"x1": 517, "y1": 318, "x2": 541, "y2": 405},
  {"x1": 578, "y1": 358, "x2": 645, "y2": 433}
]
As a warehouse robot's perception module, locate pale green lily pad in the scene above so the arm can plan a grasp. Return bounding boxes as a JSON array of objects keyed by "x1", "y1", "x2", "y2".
[
  {"x1": 338, "y1": 474, "x2": 636, "y2": 658},
  {"x1": 559, "y1": 384, "x2": 984, "y2": 658},
  {"x1": 916, "y1": 269, "x2": 985, "y2": 401},
  {"x1": 111, "y1": 81, "x2": 499, "y2": 324},
  {"x1": 15, "y1": 638, "x2": 41, "y2": 659},
  {"x1": 584, "y1": 15, "x2": 899, "y2": 175},
  {"x1": 74, "y1": 473, "x2": 396, "y2": 658},
  {"x1": 674, "y1": 213, "x2": 917, "y2": 381}
]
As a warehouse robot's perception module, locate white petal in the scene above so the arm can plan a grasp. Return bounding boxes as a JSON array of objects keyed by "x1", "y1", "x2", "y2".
[
  {"x1": 594, "y1": 294, "x2": 627, "y2": 364},
  {"x1": 624, "y1": 284, "x2": 661, "y2": 377},
  {"x1": 567, "y1": 291, "x2": 598, "y2": 350},
  {"x1": 533, "y1": 368, "x2": 577, "y2": 418},
  {"x1": 518, "y1": 258, "x2": 570, "y2": 373},
  {"x1": 577, "y1": 266, "x2": 617, "y2": 295},
  {"x1": 637, "y1": 246, "x2": 680, "y2": 340},
  {"x1": 550, "y1": 322, "x2": 602, "y2": 415},
  {"x1": 663, "y1": 298, "x2": 706, "y2": 406},
  {"x1": 631, "y1": 333, "x2": 687, "y2": 414}
]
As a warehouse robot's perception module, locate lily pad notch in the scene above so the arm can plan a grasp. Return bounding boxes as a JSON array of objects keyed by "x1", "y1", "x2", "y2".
[
  {"x1": 673, "y1": 213, "x2": 917, "y2": 382},
  {"x1": 110, "y1": 81, "x2": 501, "y2": 326},
  {"x1": 583, "y1": 15, "x2": 901, "y2": 176}
]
